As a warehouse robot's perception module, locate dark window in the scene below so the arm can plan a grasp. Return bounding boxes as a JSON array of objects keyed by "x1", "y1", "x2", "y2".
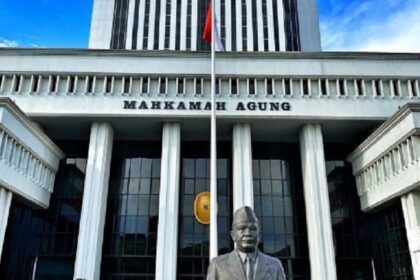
[
  {"x1": 68, "y1": 76, "x2": 75, "y2": 93},
  {"x1": 132, "y1": 0, "x2": 140, "y2": 49},
  {"x1": 159, "y1": 78, "x2": 167, "y2": 94},
  {"x1": 14, "y1": 75, "x2": 21, "y2": 92},
  {"x1": 338, "y1": 79, "x2": 346, "y2": 96},
  {"x1": 262, "y1": 0, "x2": 269, "y2": 51},
  {"x1": 101, "y1": 142, "x2": 162, "y2": 279},
  {"x1": 251, "y1": 0, "x2": 258, "y2": 51},
  {"x1": 0, "y1": 142, "x2": 88, "y2": 280},
  {"x1": 0, "y1": 75, "x2": 3, "y2": 90},
  {"x1": 153, "y1": 0, "x2": 161, "y2": 49},
  {"x1": 221, "y1": 0, "x2": 226, "y2": 48},
  {"x1": 105, "y1": 77, "x2": 112, "y2": 94},
  {"x1": 325, "y1": 147, "x2": 413, "y2": 280},
  {"x1": 197, "y1": 0, "x2": 210, "y2": 51},
  {"x1": 32, "y1": 75, "x2": 40, "y2": 93},
  {"x1": 110, "y1": 0, "x2": 130, "y2": 49},
  {"x1": 143, "y1": 0, "x2": 151, "y2": 49},
  {"x1": 241, "y1": 0, "x2": 247, "y2": 50},
  {"x1": 215, "y1": 78, "x2": 220, "y2": 95},
  {"x1": 283, "y1": 0, "x2": 300, "y2": 51},
  {"x1": 291, "y1": 0, "x2": 300, "y2": 51},
  {"x1": 252, "y1": 143, "x2": 310, "y2": 279},
  {"x1": 195, "y1": 78, "x2": 202, "y2": 95},
  {"x1": 123, "y1": 77, "x2": 131, "y2": 93},
  {"x1": 86, "y1": 76, "x2": 94, "y2": 93},
  {"x1": 267, "y1": 78, "x2": 274, "y2": 95},
  {"x1": 50, "y1": 76, "x2": 57, "y2": 92},
  {"x1": 356, "y1": 79, "x2": 364, "y2": 96},
  {"x1": 411, "y1": 80, "x2": 418, "y2": 97},
  {"x1": 231, "y1": 79, "x2": 238, "y2": 95},
  {"x1": 186, "y1": 0, "x2": 192, "y2": 50},
  {"x1": 175, "y1": 0, "x2": 182, "y2": 50},
  {"x1": 142, "y1": 77, "x2": 149, "y2": 94},
  {"x1": 177, "y1": 142, "x2": 233, "y2": 279},
  {"x1": 302, "y1": 79, "x2": 309, "y2": 96},
  {"x1": 231, "y1": 0, "x2": 237, "y2": 51},
  {"x1": 320, "y1": 79, "x2": 328, "y2": 96},
  {"x1": 272, "y1": 0, "x2": 280, "y2": 51},
  {"x1": 177, "y1": 78, "x2": 185, "y2": 94},
  {"x1": 249, "y1": 78, "x2": 255, "y2": 95},
  {"x1": 284, "y1": 79, "x2": 291, "y2": 95},
  {"x1": 165, "y1": 0, "x2": 171, "y2": 49},
  {"x1": 392, "y1": 80, "x2": 400, "y2": 96},
  {"x1": 374, "y1": 80, "x2": 382, "y2": 96}
]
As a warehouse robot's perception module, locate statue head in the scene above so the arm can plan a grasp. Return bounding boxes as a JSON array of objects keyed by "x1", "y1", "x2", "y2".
[{"x1": 230, "y1": 206, "x2": 260, "y2": 253}]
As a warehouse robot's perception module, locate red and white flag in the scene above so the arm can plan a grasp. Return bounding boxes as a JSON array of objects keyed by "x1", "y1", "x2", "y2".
[{"x1": 202, "y1": 1, "x2": 224, "y2": 51}]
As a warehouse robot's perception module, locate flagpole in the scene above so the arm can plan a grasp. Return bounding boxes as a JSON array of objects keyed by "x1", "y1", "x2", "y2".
[{"x1": 209, "y1": 0, "x2": 218, "y2": 260}]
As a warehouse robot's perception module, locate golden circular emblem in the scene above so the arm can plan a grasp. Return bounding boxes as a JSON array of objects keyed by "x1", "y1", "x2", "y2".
[{"x1": 194, "y1": 192, "x2": 211, "y2": 224}]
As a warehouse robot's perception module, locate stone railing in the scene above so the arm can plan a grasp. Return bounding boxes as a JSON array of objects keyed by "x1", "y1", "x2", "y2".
[
  {"x1": 348, "y1": 103, "x2": 420, "y2": 211},
  {"x1": 355, "y1": 135, "x2": 419, "y2": 196},
  {"x1": 0, "y1": 98, "x2": 64, "y2": 208},
  {"x1": 0, "y1": 128, "x2": 56, "y2": 193}
]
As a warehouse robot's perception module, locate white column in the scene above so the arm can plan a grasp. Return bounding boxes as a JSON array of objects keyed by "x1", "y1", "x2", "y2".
[
  {"x1": 276, "y1": 0, "x2": 286, "y2": 51},
  {"x1": 125, "y1": 0, "x2": 136, "y2": 49},
  {"x1": 158, "y1": 0, "x2": 167, "y2": 50},
  {"x1": 256, "y1": 0, "x2": 264, "y2": 51},
  {"x1": 401, "y1": 191, "x2": 420, "y2": 280},
  {"x1": 180, "y1": 0, "x2": 188, "y2": 50},
  {"x1": 0, "y1": 187, "x2": 12, "y2": 261},
  {"x1": 232, "y1": 124, "x2": 253, "y2": 211},
  {"x1": 190, "y1": 0, "x2": 198, "y2": 51},
  {"x1": 245, "y1": 0, "x2": 254, "y2": 52},
  {"x1": 299, "y1": 124, "x2": 336, "y2": 280},
  {"x1": 235, "y1": 0, "x2": 242, "y2": 51},
  {"x1": 225, "y1": 0, "x2": 232, "y2": 51},
  {"x1": 148, "y1": 0, "x2": 157, "y2": 50},
  {"x1": 74, "y1": 123, "x2": 113, "y2": 280},
  {"x1": 155, "y1": 123, "x2": 181, "y2": 280},
  {"x1": 169, "y1": 0, "x2": 177, "y2": 50},
  {"x1": 137, "y1": 0, "x2": 146, "y2": 50}
]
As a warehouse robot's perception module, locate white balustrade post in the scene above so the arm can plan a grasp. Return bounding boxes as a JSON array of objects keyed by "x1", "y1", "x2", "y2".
[
  {"x1": 74, "y1": 123, "x2": 113, "y2": 280},
  {"x1": 401, "y1": 191, "x2": 420, "y2": 280},
  {"x1": 0, "y1": 187, "x2": 12, "y2": 261},
  {"x1": 155, "y1": 123, "x2": 181, "y2": 280},
  {"x1": 299, "y1": 124, "x2": 337, "y2": 280},
  {"x1": 232, "y1": 123, "x2": 254, "y2": 211}
]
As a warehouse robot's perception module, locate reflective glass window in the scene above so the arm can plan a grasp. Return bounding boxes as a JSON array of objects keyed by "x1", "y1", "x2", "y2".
[
  {"x1": 252, "y1": 143, "x2": 310, "y2": 279},
  {"x1": 101, "y1": 142, "x2": 161, "y2": 280},
  {"x1": 0, "y1": 141, "x2": 88, "y2": 280},
  {"x1": 177, "y1": 142, "x2": 232, "y2": 280},
  {"x1": 325, "y1": 147, "x2": 413, "y2": 280}
]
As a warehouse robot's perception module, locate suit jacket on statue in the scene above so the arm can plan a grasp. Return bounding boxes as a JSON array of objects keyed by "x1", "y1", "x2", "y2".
[{"x1": 206, "y1": 250, "x2": 286, "y2": 280}]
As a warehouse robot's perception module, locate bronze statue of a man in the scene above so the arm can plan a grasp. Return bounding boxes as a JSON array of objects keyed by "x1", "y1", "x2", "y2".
[{"x1": 207, "y1": 206, "x2": 286, "y2": 280}]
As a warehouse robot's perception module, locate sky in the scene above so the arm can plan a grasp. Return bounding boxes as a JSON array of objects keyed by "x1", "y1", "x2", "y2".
[{"x1": 0, "y1": 0, "x2": 419, "y2": 52}]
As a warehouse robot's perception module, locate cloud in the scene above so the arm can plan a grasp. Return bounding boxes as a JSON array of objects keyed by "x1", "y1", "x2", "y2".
[
  {"x1": 320, "y1": 0, "x2": 420, "y2": 52},
  {"x1": 0, "y1": 38, "x2": 18, "y2": 48}
]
